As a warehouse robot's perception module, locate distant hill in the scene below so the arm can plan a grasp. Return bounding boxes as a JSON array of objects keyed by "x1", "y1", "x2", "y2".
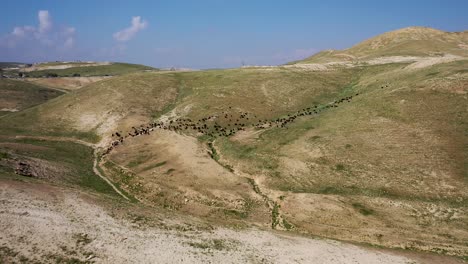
[
  {"x1": 21, "y1": 62, "x2": 156, "y2": 77},
  {"x1": 0, "y1": 62, "x2": 28, "y2": 69},
  {"x1": 292, "y1": 26, "x2": 468, "y2": 64}
]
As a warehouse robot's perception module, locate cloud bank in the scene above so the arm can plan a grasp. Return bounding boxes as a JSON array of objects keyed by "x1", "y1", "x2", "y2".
[{"x1": 113, "y1": 16, "x2": 147, "y2": 42}]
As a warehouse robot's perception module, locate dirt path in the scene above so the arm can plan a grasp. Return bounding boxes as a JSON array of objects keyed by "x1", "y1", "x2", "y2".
[
  {"x1": 209, "y1": 139, "x2": 290, "y2": 230},
  {"x1": 13, "y1": 135, "x2": 130, "y2": 200}
]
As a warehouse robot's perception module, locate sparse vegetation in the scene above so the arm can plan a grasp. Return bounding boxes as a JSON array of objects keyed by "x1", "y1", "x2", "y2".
[
  {"x1": 271, "y1": 202, "x2": 280, "y2": 229},
  {"x1": 335, "y1": 163, "x2": 345, "y2": 171},
  {"x1": 187, "y1": 239, "x2": 229, "y2": 251}
]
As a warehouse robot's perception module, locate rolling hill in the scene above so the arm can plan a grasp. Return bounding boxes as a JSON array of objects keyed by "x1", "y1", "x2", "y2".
[
  {"x1": 22, "y1": 62, "x2": 156, "y2": 77},
  {"x1": 0, "y1": 26, "x2": 467, "y2": 262},
  {"x1": 292, "y1": 26, "x2": 468, "y2": 64},
  {"x1": 0, "y1": 79, "x2": 64, "y2": 116}
]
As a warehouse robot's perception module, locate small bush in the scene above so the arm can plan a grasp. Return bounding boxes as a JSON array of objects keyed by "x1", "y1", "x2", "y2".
[
  {"x1": 45, "y1": 72, "x2": 58, "y2": 78},
  {"x1": 336, "y1": 164, "x2": 345, "y2": 171},
  {"x1": 0, "y1": 152, "x2": 9, "y2": 159}
]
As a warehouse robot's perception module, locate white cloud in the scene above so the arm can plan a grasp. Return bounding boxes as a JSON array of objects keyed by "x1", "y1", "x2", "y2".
[
  {"x1": 0, "y1": 10, "x2": 77, "y2": 61},
  {"x1": 38, "y1": 10, "x2": 52, "y2": 33},
  {"x1": 12, "y1": 26, "x2": 33, "y2": 37},
  {"x1": 3, "y1": 10, "x2": 75, "y2": 49},
  {"x1": 64, "y1": 37, "x2": 74, "y2": 49},
  {"x1": 113, "y1": 16, "x2": 147, "y2": 42}
]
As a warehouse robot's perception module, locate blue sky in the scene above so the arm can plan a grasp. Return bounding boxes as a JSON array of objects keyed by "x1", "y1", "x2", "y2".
[{"x1": 1, "y1": 0, "x2": 467, "y2": 68}]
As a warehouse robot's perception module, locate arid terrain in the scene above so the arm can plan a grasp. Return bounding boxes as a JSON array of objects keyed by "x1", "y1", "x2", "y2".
[{"x1": 1, "y1": 26, "x2": 467, "y2": 263}]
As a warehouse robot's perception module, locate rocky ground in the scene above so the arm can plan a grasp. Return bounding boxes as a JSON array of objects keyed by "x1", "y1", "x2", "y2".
[{"x1": 2, "y1": 179, "x2": 462, "y2": 264}]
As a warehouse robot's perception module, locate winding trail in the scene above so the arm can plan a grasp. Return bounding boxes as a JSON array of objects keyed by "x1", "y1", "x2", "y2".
[
  {"x1": 210, "y1": 139, "x2": 290, "y2": 230},
  {"x1": 13, "y1": 135, "x2": 130, "y2": 201}
]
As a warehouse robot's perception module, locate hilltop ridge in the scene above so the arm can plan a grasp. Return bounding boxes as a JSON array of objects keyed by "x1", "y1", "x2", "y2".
[{"x1": 293, "y1": 26, "x2": 468, "y2": 64}]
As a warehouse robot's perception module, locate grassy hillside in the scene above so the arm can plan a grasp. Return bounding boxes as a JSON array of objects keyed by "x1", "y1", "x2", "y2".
[
  {"x1": 0, "y1": 79, "x2": 64, "y2": 116},
  {"x1": 23, "y1": 62, "x2": 155, "y2": 77},
  {"x1": 24, "y1": 76, "x2": 111, "y2": 91},
  {"x1": 0, "y1": 72, "x2": 179, "y2": 142},
  {"x1": 0, "y1": 66, "x2": 363, "y2": 142},
  {"x1": 0, "y1": 137, "x2": 117, "y2": 196}
]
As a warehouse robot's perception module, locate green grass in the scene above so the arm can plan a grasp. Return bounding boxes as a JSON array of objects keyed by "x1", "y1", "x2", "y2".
[
  {"x1": 98, "y1": 161, "x2": 139, "y2": 202},
  {"x1": 0, "y1": 138, "x2": 116, "y2": 195},
  {"x1": 282, "y1": 218, "x2": 294, "y2": 230},
  {"x1": 335, "y1": 164, "x2": 345, "y2": 171},
  {"x1": 212, "y1": 60, "x2": 467, "y2": 206},
  {"x1": 150, "y1": 72, "x2": 194, "y2": 120},
  {"x1": 0, "y1": 79, "x2": 64, "y2": 114},
  {"x1": 0, "y1": 151, "x2": 9, "y2": 159},
  {"x1": 271, "y1": 202, "x2": 281, "y2": 229},
  {"x1": 24, "y1": 63, "x2": 155, "y2": 77},
  {"x1": 0, "y1": 105, "x2": 100, "y2": 143}
]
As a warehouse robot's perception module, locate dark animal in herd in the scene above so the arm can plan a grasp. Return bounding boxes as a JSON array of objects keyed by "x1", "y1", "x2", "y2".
[{"x1": 104, "y1": 93, "x2": 360, "y2": 155}]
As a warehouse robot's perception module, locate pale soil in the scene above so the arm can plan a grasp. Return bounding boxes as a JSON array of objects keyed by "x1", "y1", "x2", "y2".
[
  {"x1": 405, "y1": 55, "x2": 465, "y2": 69},
  {"x1": 365, "y1": 56, "x2": 421, "y2": 65},
  {"x1": 0, "y1": 179, "x2": 449, "y2": 264},
  {"x1": 25, "y1": 76, "x2": 111, "y2": 91},
  {"x1": 422, "y1": 73, "x2": 468, "y2": 94},
  {"x1": 231, "y1": 128, "x2": 263, "y2": 144},
  {"x1": 0, "y1": 108, "x2": 18, "y2": 112},
  {"x1": 287, "y1": 54, "x2": 467, "y2": 71}
]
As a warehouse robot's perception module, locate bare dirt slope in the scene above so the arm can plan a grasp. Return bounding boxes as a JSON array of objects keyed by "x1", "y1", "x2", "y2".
[{"x1": 1, "y1": 179, "x2": 461, "y2": 264}]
